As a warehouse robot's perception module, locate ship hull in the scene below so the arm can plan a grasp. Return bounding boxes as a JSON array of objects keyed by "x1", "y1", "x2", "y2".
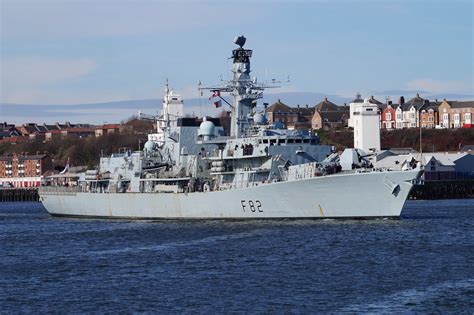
[{"x1": 40, "y1": 169, "x2": 421, "y2": 219}]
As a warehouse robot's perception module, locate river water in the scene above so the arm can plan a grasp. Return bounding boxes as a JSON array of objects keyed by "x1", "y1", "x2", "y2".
[{"x1": 1, "y1": 200, "x2": 473, "y2": 313}]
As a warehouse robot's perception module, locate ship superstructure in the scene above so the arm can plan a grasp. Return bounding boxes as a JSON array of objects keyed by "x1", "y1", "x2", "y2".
[{"x1": 39, "y1": 36, "x2": 423, "y2": 219}]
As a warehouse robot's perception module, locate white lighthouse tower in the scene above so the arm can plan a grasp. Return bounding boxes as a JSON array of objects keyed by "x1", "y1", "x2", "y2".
[{"x1": 352, "y1": 97, "x2": 381, "y2": 153}]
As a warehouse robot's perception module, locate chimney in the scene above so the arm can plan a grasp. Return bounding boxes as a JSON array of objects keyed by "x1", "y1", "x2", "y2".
[
  {"x1": 399, "y1": 96, "x2": 405, "y2": 105},
  {"x1": 297, "y1": 104, "x2": 300, "y2": 108},
  {"x1": 305, "y1": 104, "x2": 309, "y2": 108},
  {"x1": 324, "y1": 97, "x2": 328, "y2": 102},
  {"x1": 443, "y1": 98, "x2": 446, "y2": 101},
  {"x1": 435, "y1": 98, "x2": 438, "y2": 102}
]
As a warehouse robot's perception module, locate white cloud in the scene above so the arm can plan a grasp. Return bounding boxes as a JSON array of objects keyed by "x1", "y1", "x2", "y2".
[{"x1": 405, "y1": 78, "x2": 473, "y2": 94}]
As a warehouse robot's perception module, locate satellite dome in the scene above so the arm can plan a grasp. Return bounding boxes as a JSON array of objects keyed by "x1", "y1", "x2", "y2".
[
  {"x1": 199, "y1": 117, "x2": 215, "y2": 140},
  {"x1": 253, "y1": 113, "x2": 265, "y2": 125},
  {"x1": 144, "y1": 140, "x2": 156, "y2": 152}
]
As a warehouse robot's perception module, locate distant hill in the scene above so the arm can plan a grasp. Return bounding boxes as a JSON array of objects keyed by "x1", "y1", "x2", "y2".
[{"x1": 1, "y1": 92, "x2": 352, "y2": 124}]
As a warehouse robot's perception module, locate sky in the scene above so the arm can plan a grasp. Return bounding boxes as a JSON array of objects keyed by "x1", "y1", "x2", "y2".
[{"x1": 1, "y1": 0, "x2": 473, "y2": 110}]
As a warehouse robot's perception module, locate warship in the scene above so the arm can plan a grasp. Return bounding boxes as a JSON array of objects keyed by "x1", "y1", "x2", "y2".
[{"x1": 39, "y1": 36, "x2": 424, "y2": 219}]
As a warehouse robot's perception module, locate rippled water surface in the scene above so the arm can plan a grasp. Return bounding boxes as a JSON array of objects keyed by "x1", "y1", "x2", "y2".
[{"x1": 1, "y1": 200, "x2": 473, "y2": 312}]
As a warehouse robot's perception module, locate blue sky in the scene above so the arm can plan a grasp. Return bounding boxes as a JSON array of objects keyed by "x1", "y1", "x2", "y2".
[{"x1": 1, "y1": 0, "x2": 473, "y2": 106}]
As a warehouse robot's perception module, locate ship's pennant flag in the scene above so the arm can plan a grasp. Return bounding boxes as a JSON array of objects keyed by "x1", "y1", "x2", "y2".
[{"x1": 209, "y1": 90, "x2": 222, "y2": 108}]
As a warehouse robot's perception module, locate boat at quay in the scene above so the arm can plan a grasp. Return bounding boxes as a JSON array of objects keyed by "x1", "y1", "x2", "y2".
[{"x1": 39, "y1": 36, "x2": 424, "y2": 219}]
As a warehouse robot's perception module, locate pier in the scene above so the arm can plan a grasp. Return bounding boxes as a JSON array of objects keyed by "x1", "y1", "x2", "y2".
[
  {"x1": 0, "y1": 189, "x2": 39, "y2": 202},
  {"x1": 409, "y1": 180, "x2": 474, "y2": 200}
]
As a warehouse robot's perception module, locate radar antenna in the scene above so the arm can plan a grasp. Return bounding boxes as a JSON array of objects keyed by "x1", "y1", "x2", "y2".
[{"x1": 199, "y1": 36, "x2": 281, "y2": 137}]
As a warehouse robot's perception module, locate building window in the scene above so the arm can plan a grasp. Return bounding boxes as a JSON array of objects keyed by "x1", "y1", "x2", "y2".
[
  {"x1": 396, "y1": 113, "x2": 402, "y2": 120},
  {"x1": 443, "y1": 113, "x2": 449, "y2": 122},
  {"x1": 464, "y1": 113, "x2": 471, "y2": 123},
  {"x1": 386, "y1": 112, "x2": 392, "y2": 121},
  {"x1": 428, "y1": 116, "x2": 434, "y2": 122}
]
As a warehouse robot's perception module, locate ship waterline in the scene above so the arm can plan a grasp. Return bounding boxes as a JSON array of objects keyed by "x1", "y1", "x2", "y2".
[{"x1": 40, "y1": 168, "x2": 421, "y2": 219}]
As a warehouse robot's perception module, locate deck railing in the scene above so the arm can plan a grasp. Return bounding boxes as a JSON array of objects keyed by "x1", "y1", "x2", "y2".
[{"x1": 39, "y1": 186, "x2": 82, "y2": 195}]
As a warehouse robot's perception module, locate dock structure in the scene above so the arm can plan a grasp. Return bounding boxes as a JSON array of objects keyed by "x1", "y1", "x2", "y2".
[{"x1": 0, "y1": 188, "x2": 39, "y2": 202}]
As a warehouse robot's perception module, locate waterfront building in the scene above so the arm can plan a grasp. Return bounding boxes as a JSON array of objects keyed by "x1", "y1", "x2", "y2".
[
  {"x1": 15, "y1": 123, "x2": 40, "y2": 136},
  {"x1": 422, "y1": 153, "x2": 474, "y2": 181},
  {"x1": 266, "y1": 100, "x2": 299, "y2": 128},
  {"x1": 266, "y1": 98, "x2": 348, "y2": 130},
  {"x1": 420, "y1": 99, "x2": 440, "y2": 128},
  {"x1": 95, "y1": 124, "x2": 124, "y2": 137},
  {"x1": 394, "y1": 96, "x2": 405, "y2": 129},
  {"x1": 312, "y1": 97, "x2": 349, "y2": 130},
  {"x1": 381, "y1": 103, "x2": 397, "y2": 129},
  {"x1": 403, "y1": 94, "x2": 429, "y2": 128},
  {"x1": 0, "y1": 153, "x2": 54, "y2": 187},
  {"x1": 374, "y1": 150, "x2": 474, "y2": 181},
  {"x1": 45, "y1": 130, "x2": 63, "y2": 141},
  {"x1": 438, "y1": 100, "x2": 474, "y2": 128},
  {"x1": 0, "y1": 127, "x2": 21, "y2": 139}
]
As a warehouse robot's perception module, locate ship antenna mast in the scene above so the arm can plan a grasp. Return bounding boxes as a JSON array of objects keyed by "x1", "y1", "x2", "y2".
[{"x1": 199, "y1": 35, "x2": 279, "y2": 137}]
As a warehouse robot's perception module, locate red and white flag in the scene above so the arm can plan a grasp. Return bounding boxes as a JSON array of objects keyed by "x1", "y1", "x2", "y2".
[{"x1": 209, "y1": 90, "x2": 222, "y2": 108}]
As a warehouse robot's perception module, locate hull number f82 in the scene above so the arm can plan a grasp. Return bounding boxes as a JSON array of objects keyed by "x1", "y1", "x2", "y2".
[{"x1": 241, "y1": 200, "x2": 263, "y2": 212}]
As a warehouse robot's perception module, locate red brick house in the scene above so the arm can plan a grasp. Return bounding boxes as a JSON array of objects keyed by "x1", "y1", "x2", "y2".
[
  {"x1": 95, "y1": 124, "x2": 125, "y2": 137},
  {"x1": 381, "y1": 104, "x2": 397, "y2": 129},
  {"x1": 0, "y1": 153, "x2": 53, "y2": 187}
]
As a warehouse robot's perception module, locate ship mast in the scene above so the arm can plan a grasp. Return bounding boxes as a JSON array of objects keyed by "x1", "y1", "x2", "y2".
[
  {"x1": 230, "y1": 36, "x2": 258, "y2": 137},
  {"x1": 200, "y1": 36, "x2": 272, "y2": 138},
  {"x1": 160, "y1": 79, "x2": 171, "y2": 132}
]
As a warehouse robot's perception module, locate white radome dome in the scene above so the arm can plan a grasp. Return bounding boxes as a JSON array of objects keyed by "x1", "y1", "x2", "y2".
[
  {"x1": 253, "y1": 113, "x2": 265, "y2": 125},
  {"x1": 144, "y1": 140, "x2": 156, "y2": 152},
  {"x1": 199, "y1": 119, "x2": 215, "y2": 137}
]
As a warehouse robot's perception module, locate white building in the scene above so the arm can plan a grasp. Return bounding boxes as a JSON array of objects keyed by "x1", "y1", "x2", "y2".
[{"x1": 352, "y1": 98, "x2": 381, "y2": 153}]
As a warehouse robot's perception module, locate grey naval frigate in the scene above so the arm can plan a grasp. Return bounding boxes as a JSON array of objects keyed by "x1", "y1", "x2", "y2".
[{"x1": 39, "y1": 36, "x2": 424, "y2": 219}]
